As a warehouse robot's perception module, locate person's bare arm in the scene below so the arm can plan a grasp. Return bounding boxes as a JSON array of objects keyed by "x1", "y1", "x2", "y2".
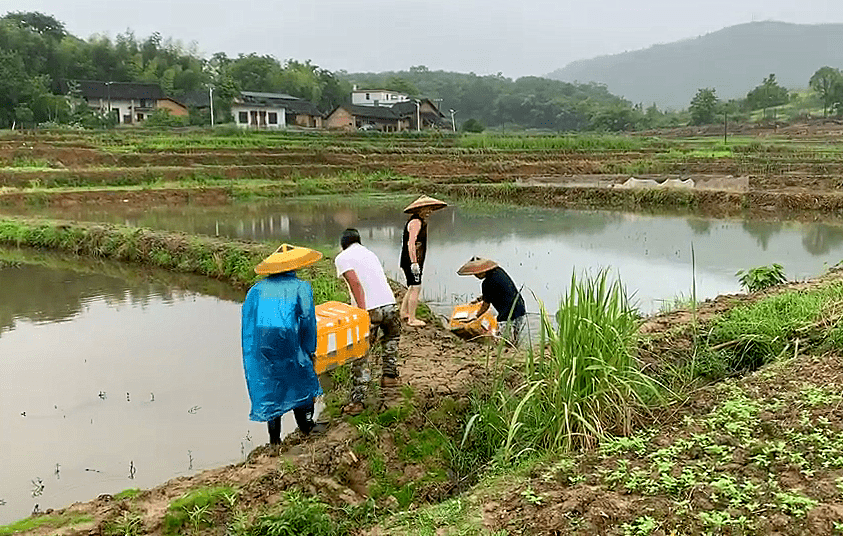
[{"x1": 341, "y1": 270, "x2": 366, "y2": 310}]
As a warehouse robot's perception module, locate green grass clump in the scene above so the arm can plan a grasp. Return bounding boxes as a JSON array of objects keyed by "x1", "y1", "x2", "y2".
[
  {"x1": 112, "y1": 488, "x2": 142, "y2": 501},
  {"x1": 243, "y1": 489, "x2": 337, "y2": 536},
  {"x1": 0, "y1": 513, "x2": 93, "y2": 535},
  {"x1": 466, "y1": 269, "x2": 659, "y2": 462},
  {"x1": 163, "y1": 485, "x2": 237, "y2": 536},
  {"x1": 700, "y1": 282, "x2": 843, "y2": 377}
]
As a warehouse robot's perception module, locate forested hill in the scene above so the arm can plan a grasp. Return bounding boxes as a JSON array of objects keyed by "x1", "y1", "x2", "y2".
[
  {"x1": 342, "y1": 68, "x2": 633, "y2": 131},
  {"x1": 546, "y1": 21, "x2": 843, "y2": 110}
]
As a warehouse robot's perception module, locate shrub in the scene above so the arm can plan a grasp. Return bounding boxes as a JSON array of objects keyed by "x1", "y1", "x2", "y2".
[{"x1": 736, "y1": 263, "x2": 786, "y2": 292}]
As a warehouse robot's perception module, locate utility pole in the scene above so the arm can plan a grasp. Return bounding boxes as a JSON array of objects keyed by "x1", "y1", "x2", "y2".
[
  {"x1": 414, "y1": 100, "x2": 420, "y2": 132},
  {"x1": 449, "y1": 109, "x2": 456, "y2": 132},
  {"x1": 209, "y1": 86, "x2": 215, "y2": 127},
  {"x1": 106, "y1": 81, "x2": 112, "y2": 124}
]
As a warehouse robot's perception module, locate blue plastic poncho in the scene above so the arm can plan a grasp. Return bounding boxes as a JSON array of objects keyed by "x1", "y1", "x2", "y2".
[{"x1": 241, "y1": 271, "x2": 322, "y2": 422}]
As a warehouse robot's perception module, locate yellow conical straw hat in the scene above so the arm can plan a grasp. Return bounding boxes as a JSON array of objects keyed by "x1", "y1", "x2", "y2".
[
  {"x1": 457, "y1": 257, "x2": 498, "y2": 275},
  {"x1": 403, "y1": 195, "x2": 448, "y2": 214},
  {"x1": 255, "y1": 244, "x2": 322, "y2": 275}
]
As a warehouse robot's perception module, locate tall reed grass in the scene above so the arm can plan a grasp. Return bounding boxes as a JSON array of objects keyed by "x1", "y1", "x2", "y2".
[{"x1": 466, "y1": 269, "x2": 659, "y2": 461}]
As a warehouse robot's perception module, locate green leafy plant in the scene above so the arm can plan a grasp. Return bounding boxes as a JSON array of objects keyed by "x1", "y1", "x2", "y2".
[
  {"x1": 736, "y1": 263, "x2": 786, "y2": 292},
  {"x1": 246, "y1": 489, "x2": 336, "y2": 535}
]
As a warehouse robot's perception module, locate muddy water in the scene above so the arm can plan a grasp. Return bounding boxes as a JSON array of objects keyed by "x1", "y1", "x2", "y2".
[
  {"x1": 4, "y1": 198, "x2": 843, "y2": 523},
  {"x1": 0, "y1": 254, "x2": 304, "y2": 525},
  {"x1": 11, "y1": 195, "x2": 843, "y2": 315}
]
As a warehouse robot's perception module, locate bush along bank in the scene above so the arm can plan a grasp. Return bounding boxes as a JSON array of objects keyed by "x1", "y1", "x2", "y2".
[{"x1": 0, "y1": 217, "x2": 345, "y2": 302}]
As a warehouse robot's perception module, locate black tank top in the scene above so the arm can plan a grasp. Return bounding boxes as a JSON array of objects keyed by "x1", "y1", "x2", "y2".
[{"x1": 400, "y1": 214, "x2": 427, "y2": 269}]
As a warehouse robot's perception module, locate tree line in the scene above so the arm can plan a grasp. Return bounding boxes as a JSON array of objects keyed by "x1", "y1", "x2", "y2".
[
  {"x1": 685, "y1": 67, "x2": 843, "y2": 126},
  {"x1": 11, "y1": 10, "x2": 838, "y2": 132},
  {"x1": 0, "y1": 11, "x2": 352, "y2": 128},
  {"x1": 1, "y1": 10, "x2": 679, "y2": 132}
]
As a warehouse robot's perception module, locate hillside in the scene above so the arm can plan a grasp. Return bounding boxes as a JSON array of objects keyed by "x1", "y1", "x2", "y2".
[{"x1": 546, "y1": 21, "x2": 843, "y2": 110}]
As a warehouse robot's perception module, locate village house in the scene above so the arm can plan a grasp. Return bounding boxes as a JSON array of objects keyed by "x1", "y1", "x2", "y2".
[
  {"x1": 58, "y1": 80, "x2": 187, "y2": 125},
  {"x1": 351, "y1": 88, "x2": 411, "y2": 107},
  {"x1": 232, "y1": 92, "x2": 322, "y2": 129},
  {"x1": 182, "y1": 90, "x2": 322, "y2": 129},
  {"x1": 324, "y1": 103, "x2": 410, "y2": 132},
  {"x1": 325, "y1": 93, "x2": 448, "y2": 132}
]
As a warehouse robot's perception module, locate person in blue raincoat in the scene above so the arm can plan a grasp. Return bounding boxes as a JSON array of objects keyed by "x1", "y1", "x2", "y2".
[{"x1": 241, "y1": 244, "x2": 327, "y2": 445}]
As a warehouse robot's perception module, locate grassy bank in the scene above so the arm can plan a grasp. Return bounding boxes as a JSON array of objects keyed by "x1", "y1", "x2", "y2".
[{"x1": 0, "y1": 217, "x2": 345, "y2": 301}]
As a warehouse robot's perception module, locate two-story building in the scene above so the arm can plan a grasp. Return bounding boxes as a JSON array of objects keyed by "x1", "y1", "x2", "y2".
[
  {"x1": 58, "y1": 80, "x2": 187, "y2": 124},
  {"x1": 351, "y1": 88, "x2": 411, "y2": 107}
]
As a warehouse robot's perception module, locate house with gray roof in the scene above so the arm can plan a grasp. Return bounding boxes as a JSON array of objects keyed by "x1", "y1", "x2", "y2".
[
  {"x1": 324, "y1": 97, "x2": 447, "y2": 132},
  {"x1": 57, "y1": 80, "x2": 187, "y2": 125}
]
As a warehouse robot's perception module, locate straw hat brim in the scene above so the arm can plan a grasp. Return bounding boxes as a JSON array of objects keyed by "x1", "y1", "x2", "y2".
[
  {"x1": 457, "y1": 257, "x2": 498, "y2": 275},
  {"x1": 255, "y1": 244, "x2": 323, "y2": 275},
  {"x1": 404, "y1": 195, "x2": 448, "y2": 214}
]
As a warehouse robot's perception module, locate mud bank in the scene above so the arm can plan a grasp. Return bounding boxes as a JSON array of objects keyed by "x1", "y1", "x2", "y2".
[
  {"x1": 6, "y1": 179, "x2": 843, "y2": 219},
  {"x1": 438, "y1": 182, "x2": 843, "y2": 218},
  {"x1": 0, "y1": 217, "x2": 339, "y2": 296}
]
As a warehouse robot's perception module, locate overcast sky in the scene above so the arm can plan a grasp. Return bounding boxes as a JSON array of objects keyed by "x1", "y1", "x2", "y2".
[{"x1": 8, "y1": 0, "x2": 843, "y2": 78}]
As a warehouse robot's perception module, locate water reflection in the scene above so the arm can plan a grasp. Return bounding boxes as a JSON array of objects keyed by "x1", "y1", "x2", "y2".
[
  {"x1": 0, "y1": 260, "x2": 271, "y2": 525},
  {"x1": 5, "y1": 197, "x2": 843, "y2": 314}
]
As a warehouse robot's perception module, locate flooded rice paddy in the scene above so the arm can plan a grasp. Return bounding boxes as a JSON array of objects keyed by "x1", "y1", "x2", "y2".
[
  {"x1": 4, "y1": 196, "x2": 843, "y2": 523},
  {"x1": 0, "y1": 256, "x2": 293, "y2": 525},
  {"x1": 10, "y1": 195, "x2": 843, "y2": 314}
]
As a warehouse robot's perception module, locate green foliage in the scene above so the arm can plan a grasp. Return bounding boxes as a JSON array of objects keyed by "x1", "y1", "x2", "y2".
[
  {"x1": 346, "y1": 69, "x2": 649, "y2": 132},
  {"x1": 245, "y1": 489, "x2": 337, "y2": 536},
  {"x1": 0, "y1": 513, "x2": 93, "y2": 535},
  {"x1": 113, "y1": 488, "x2": 142, "y2": 501},
  {"x1": 809, "y1": 66, "x2": 843, "y2": 117},
  {"x1": 704, "y1": 282, "x2": 843, "y2": 375},
  {"x1": 736, "y1": 263, "x2": 786, "y2": 292},
  {"x1": 144, "y1": 108, "x2": 188, "y2": 128},
  {"x1": 466, "y1": 269, "x2": 660, "y2": 461},
  {"x1": 458, "y1": 133, "x2": 647, "y2": 152},
  {"x1": 689, "y1": 88, "x2": 719, "y2": 125},
  {"x1": 163, "y1": 485, "x2": 236, "y2": 535},
  {"x1": 103, "y1": 511, "x2": 143, "y2": 536},
  {"x1": 461, "y1": 118, "x2": 485, "y2": 133},
  {"x1": 745, "y1": 74, "x2": 790, "y2": 112}
]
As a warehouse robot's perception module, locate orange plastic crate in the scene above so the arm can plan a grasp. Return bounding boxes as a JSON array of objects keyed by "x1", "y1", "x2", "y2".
[
  {"x1": 448, "y1": 302, "x2": 498, "y2": 339},
  {"x1": 314, "y1": 301, "x2": 370, "y2": 374}
]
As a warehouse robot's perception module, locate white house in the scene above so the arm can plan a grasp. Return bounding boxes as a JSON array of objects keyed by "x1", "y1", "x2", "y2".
[
  {"x1": 351, "y1": 88, "x2": 410, "y2": 107},
  {"x1": 232, "y1": 91, "x2": 292, "y2": 129},
  {"x1": 58, "y1": 80, "x2": 187, "y2": 125}
]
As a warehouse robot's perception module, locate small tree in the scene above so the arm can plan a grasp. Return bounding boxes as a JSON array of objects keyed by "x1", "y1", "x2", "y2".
[
  {"x1": 461, "y1": 118, "x2": 485, "y2": 133},
  {"x1": 689, "y1": 88, "x2": 719, "y2": 125},
  {"x1": 745, "y1": 74, "x2": 789, "y2": 114},
  {"x1": 810, "y1": 66, "x2": 843, "y2": 117}
]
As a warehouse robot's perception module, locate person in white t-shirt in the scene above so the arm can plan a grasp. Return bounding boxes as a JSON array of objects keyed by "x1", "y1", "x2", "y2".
[{"x1": 335, "y1": 228, "x2": 401, "y2": 416}]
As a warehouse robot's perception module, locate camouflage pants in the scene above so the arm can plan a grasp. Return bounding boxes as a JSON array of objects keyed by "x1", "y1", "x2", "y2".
[
  {"x1": 350, "y1": 304, "x2": 400, "y2": 403},
  {"x1": 499, "y1": 315, "x2": 526, "y2": 347}
]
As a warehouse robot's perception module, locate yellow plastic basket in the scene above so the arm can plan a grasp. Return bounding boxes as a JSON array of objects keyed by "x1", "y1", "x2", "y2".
[
  {"x1": 315, "y1": 301, "x2": 370, "y2": 374},
  {"x1": 448, "y1": 302, "x2": 497, "y2": 340}
]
